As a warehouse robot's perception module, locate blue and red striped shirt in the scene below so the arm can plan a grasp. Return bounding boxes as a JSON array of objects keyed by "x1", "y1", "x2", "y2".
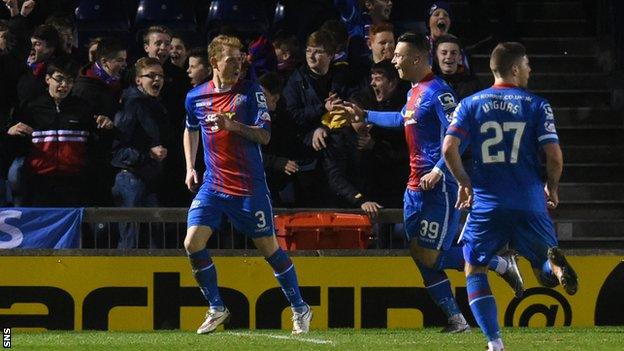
[
  {"x1": 185, "y1": 79, "x2": 271, "y2": 196},
  {"x1": 366, "y1": 73, "x2": 458, "y2": 190}
]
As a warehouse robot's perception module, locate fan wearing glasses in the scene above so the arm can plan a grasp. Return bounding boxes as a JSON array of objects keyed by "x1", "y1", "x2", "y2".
[
  {"x1": 6, "y1": 59, "x2": 113, "y2": 206},
  {"x1": 111, "y1": 57, "x2": 172, "y2": 249}
]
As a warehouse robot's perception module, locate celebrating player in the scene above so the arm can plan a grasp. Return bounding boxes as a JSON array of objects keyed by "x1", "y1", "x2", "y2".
[
  {"x1": 182, "y1": 35, "x2": 312, "y2": 335},
  {"x1": 443, "y1": 42, "x2": 578, "y2": 351},
  {"x1": 339, "y1": 32, "x2": 523, "y2": 333}
]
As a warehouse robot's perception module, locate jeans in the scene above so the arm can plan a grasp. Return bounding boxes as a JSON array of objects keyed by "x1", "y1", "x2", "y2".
[
  {"x1": 8, "y1": 157, "x2": 24, "y2": 206},
  {"x1": 112, "y1": 170, "x2": 158, "y2": 249}
]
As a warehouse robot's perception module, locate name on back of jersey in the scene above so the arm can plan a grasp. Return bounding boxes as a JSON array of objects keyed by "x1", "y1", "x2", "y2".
[{"x1": 481, "y1": 100, "x2": 520, "y2": 114}]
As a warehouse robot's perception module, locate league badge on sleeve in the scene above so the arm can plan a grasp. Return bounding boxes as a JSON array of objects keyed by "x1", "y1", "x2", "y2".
[
  {"x1": 438, "y1": 92, "x2": 457, "y2": 121},
  {"x1": 260, "y1": 111, "x2": 271, "y2": 122},
  {"x1": 544, "y1": 121, "x2": 557, "y2": 133},
  {"x1": 255, "y1": 92, "x2": 268, "y2": 109}
]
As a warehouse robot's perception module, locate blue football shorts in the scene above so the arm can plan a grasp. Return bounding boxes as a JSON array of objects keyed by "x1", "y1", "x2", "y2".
[
  {"x1": 403, "y1": 181, "x2": 461, "y2": 251},
  {"x1": 460, "y1": 208, "x2": 558, "y2": 268},
  {"x1": 187, "y1": 187, "x2": 274, "y2": 238}
]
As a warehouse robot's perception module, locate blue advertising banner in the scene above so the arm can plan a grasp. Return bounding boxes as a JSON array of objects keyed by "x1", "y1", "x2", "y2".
[{"x1": 0, "y1": 208, "x2": 83, "y2": 249}]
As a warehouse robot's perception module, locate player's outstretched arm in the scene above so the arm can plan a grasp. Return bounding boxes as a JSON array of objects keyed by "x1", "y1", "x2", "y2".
[{"x1": 543, "y1": 142, "x2": 563, "y2": 209}]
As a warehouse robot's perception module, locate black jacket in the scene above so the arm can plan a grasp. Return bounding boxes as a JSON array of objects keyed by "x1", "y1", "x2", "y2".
[
  {"x1": 18, "y1": 94, "x2": 97, "y2": 176},
  {"x1": 111, "y1": 87, "x2": 170, "y2": 184},
  {"x1": 321, "y1": 126, "x2": 369, "y2": 207},
  {"x1": 72, "y1": 64, "x2": 122, "y2": 118},
  {"x1": 439, "y1": 72, "x2": 482, "y2": 100}
]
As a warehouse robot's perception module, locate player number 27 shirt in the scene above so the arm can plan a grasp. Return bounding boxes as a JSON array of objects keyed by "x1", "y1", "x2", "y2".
[{"x1": 446, "y1": 84, "x2": 559, "y2": 212}]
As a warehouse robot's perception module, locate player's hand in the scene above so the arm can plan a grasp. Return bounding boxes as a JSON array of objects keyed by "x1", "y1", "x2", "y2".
[
  {"x1": 456, "y1": 184, "x2": 473, "y2": 210},
  {"x1": 20, "y1": 0, "x2": 35, "y2": 17},
  {"x1": 94, "y1": 115, "x2": 113, "y2": 129},
  {"x1": 544, "y1": 184, "x2": 559, "y2": 210},
  {"x1": 361, "y1": 201, "x2": 383, "y2": 218},
  {"x1": 7, "y1": 122, "x2": 33, "y2": 136},
  {"x1": 420, "y1": 170, "x2": 442, "y2": 190},
  {"x1": 354, "y1": 124, "x2": 374, "y2": 150},
  {"x1": 337, "y1": 101, "x2": 365, "y2": 123},
  {"x1": 214, "y1": 112, "x2": 236, "y2": 132},
  {"x1": 324, "y1": 93, "x2": 342, "y2": 112},
  {"x1": 357, "y1": 130, "x2": 374, "y2": 150},
  {"x1": 284, "y1": 160, "x2": 299, "y2": 175},
  {"x1": 312, "y1": 127, "x2": 328, "y2": 151},
  {"x1": 149, "y1": 145, "x2": 167, "y2": 161},
  {"x1": 185, "y1": 168, "x2": 199, "y2": 192}
]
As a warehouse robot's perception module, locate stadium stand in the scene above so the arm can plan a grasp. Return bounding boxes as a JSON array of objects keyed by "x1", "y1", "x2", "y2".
[
  {"x1": 456, "y1": 0, "x2": 624, "y2": 246},
  {"x1": 0, "y1": 0, "x2": 622, "y2": 250}
]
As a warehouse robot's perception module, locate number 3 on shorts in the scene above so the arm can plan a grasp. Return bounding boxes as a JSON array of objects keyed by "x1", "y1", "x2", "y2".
[{"x1": 255, "y1": 210, "x2": 267, "y2": 229}]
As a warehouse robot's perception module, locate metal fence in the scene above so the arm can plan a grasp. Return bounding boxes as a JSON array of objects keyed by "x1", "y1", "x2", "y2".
[{"x1": 80, "y1": 208, "x2": 408, "y2": 250}]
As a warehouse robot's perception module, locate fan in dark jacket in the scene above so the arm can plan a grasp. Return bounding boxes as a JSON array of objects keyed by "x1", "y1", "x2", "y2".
[
  {"x1": 72, "y1": 37, "x2": 127, "y2": 206},
  {"x1": 16, "y1": 24, "x2": 67, "y2": 114},
  {"x1": 282, "y1": 30, "x2": 353, "y2": 207},
  {"x1": 433, "y1": 35, "x2": 481, "y2": 100},
  {"x1": 111, "y1": 58, "x2": 170, "y2": 249}
]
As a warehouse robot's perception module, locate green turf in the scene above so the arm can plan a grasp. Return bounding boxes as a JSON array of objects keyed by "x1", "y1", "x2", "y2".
[{"x1": 10, "y1": 327, "x2": 624, "y2": 350}]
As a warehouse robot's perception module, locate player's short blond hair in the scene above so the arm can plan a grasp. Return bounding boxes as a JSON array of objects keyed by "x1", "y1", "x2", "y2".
[{"x1": 207, "y1": 35, "x2": 243, "y2": 64}]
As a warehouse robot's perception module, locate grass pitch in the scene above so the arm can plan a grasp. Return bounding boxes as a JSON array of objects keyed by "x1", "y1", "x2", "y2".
[{"x1": 11, "y1": 327, "x2": 624, "y2": 350}]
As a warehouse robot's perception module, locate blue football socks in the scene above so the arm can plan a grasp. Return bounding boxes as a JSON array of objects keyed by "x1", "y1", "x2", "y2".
[
  {"x1": 189, "y1": 249, "x2": 224, "y2": 309},
  {"x1": 418, "y1": 263, "x2": 462, "y2": 318},
  {"x1": 467, "y1": 273, "x2": 500, "y2": 341},
  {"x1": 266, "y1": 248, "x2": 306, "y2": 311}
]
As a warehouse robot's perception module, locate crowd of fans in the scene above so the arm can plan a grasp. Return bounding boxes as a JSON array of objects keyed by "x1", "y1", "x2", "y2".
[{"x1": 0, "y1": 0, "x2": 618, "y2": 219}]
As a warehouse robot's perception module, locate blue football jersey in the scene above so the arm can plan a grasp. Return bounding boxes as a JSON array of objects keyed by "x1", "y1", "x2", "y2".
[{"x1": 446, "y1": 83, "x2": 559, "y2": 212}]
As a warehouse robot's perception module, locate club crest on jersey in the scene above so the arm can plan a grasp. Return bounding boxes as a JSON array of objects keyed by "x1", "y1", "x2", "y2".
[
  {"x1": 255, "y1": 92, "x2": 268, "y2": 109},
  {"x1": 234, "y1": 94, "x2": 244, "y2": 107}
]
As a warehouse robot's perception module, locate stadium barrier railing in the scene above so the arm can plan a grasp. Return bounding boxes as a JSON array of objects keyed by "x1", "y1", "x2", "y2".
[{"x1": 81, "y1": 207, "x2": 408, "y2": 250}]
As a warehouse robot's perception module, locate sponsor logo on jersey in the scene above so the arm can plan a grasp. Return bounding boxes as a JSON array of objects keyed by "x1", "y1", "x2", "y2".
[
  {"x1": 404, "y1": 116, "x2": 417, "y2": 126},
  {"x1": 543, "y1": 104, "x2": 555, "y2": 120},
  {"x1": 204, "y1": 112, "x2": 236, "y2": 132},
  {"x1": 195, "y1": 99, "x2": 211, "y2": 108}
]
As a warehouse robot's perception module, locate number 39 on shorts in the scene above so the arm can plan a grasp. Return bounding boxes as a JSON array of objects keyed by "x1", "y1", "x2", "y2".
[{"x1": 420, "y1": 220, "x2": 440, "y2": 239}]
